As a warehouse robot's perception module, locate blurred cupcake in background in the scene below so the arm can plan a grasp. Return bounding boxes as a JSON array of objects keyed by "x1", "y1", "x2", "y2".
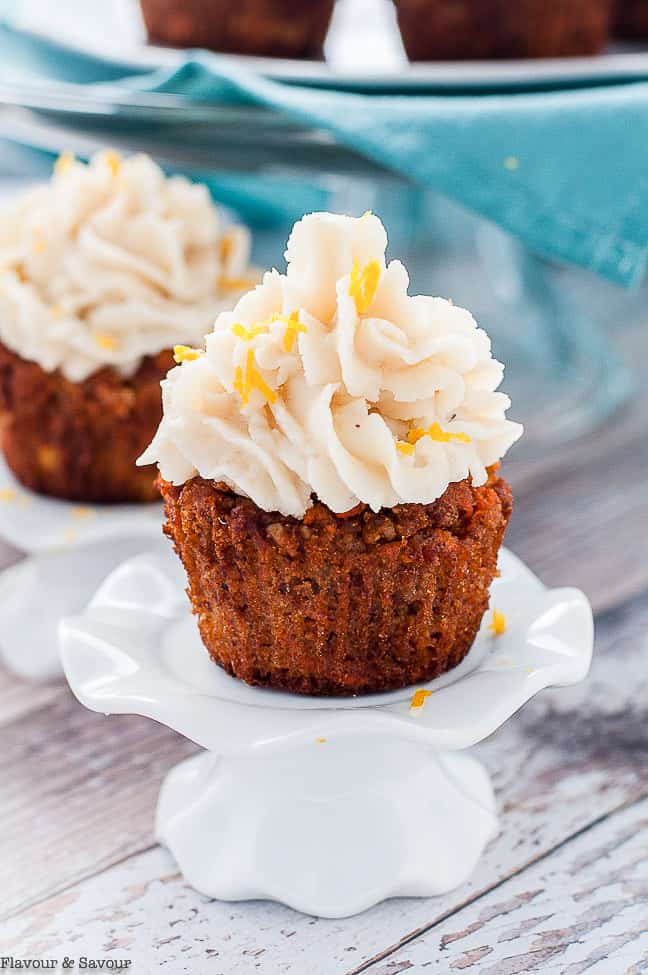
[
  {"x1": 615, "y1": 0, "x2": 648, "y2": 38},
  {"x1": 139, "y1": 0, "x2": 336, "y2": 59},
  {"x1": 0, "y1": 151, "x2": 257, "y2": 503},
  {"x1": 394, "y1": 0, "x2": 612, "y2": 60}
]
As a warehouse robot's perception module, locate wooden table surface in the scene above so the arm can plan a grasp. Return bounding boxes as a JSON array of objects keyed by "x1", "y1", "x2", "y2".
[{"x1": 1, "y1": 328, "x2": 647, "y2": 974}]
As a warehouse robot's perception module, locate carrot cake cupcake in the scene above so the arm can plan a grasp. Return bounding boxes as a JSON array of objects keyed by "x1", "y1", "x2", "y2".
[
  {"x1": 141, "y1": 211, "x2": 523, "y2": 695},
  {"x1": 615, "y1": 0, "x2": 648, "y2": 38},
  {"x1": 0, "y1": 151, "x2": 256, "y2": 502},
  {"x1": 139, "y1": 0, "x2": 335, "y2": 59},
  {"x1": 394, "y1": 0, "x2": 612, "y2": 60}
]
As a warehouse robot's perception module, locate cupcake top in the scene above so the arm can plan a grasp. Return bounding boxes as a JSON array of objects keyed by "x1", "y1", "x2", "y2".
[
  {"x1": 140, "y1": 211, "x2": 523, "y2": 517},
  {"x1": 0, "y1": 151, "x2": 256, "y2": 382}
]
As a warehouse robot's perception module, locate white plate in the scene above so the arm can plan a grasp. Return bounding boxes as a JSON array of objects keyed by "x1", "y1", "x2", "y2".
[
  {"x1": 12, "y1": 0, "x2": 648, "y2": 92},
  {"x1": 0, "y1": 454, "x2": 162, "y2": 554},
  {"x1": 0, "y1": 536, "x2": 169, "y2": 680}
]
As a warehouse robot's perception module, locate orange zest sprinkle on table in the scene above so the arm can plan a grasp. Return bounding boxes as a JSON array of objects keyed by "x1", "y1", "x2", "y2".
[{"x1": 349, "y1": 258, "x2": 381, "y2": 315}]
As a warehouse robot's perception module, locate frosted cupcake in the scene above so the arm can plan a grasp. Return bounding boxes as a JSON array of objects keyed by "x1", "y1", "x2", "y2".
[
  {"x1": 0, "y1": 151, "x2": 256, "y2": 502},
  {"x1": 141, "y1": 212, "x2": 523, "y2": 695}
]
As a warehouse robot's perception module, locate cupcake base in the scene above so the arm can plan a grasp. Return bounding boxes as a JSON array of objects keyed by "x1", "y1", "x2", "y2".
[
  {"x1": 0, "y1": 342, "x2": 172, "y2": 503},
  {"x1": 139, "y1": 0, "x2": 335, "y2": 59},
  {"x1": 395, "y1": 0, "x2": 611, "y2": 61},
  {"x1": 160, "y1": 468, "x2": 513, "y2": 696},
  {"x1": 615, "y1": 0, "x2": 648, "y2": 38}
]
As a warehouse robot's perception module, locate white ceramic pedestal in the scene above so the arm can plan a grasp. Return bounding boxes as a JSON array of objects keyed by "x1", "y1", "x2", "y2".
[
  {"x1": 0, "y1": 455, "x2": 163, "y2": 679},
  {"x1": 156, "y1": 745, "x2": 496, "y2": 917},
  {"x1": 60, "y1": 547, "x2": 593, "y2": 918}
]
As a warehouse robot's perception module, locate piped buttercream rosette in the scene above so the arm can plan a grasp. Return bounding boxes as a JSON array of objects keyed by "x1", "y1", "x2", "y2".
[
  {"x1": 140, "y1": 212, "x2": 522, "y2": 517},
  {"x1": 0, "y1": 151, "x2": 257, "y2": 382}
]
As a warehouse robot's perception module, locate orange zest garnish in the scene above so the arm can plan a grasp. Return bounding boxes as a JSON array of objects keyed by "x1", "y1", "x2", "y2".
[
  {"x1": 218, "y1": 232, "x2": 234, "y2": 263},
  {"x1": 233, "y1": 348, "x2": 277, "y2": 406},
  {"x1": 410, "y1": 688, "x2": 433, "y2": 711},
  {"x1": 32, "y1": 231, "x2": 46, "y2": 255},
  {"x1": 489, "y1": 609, "x2": 507, "y2": 637},
  {"x1": 71, "y1": 505, "x2": 94, "y2": 519},
  {"x1": 54, "y1": 152, "x2": 75, "y2": 175},
  {"x1": 407, "y1": 422, "x2": 471, "y2": 446},
  {"x1": 95, "y1": 334, "x2": 117, "y2": 351},
  {"x1": 273, "y1": 310, "x2": 306, "y2": 353},
  {"x1": 396, "y1": 441, "x2": 415, "y2": 456},
  {"x1": 349, "y1": 258, "x2": 381, "y2": 315},
  {"x1": 50, "y1": 304, "x2": 62, "y2": 319},
  {"x1": 104, "y1": 150, "x2": 121, "y2": 176},
  {"x1": 219, "y1": 274, "x2": 257, "y2": 293},
  {"x1": 231, "y1": 322, "x2": 269, "y2": 342},
  {"x1": 0, "y1": 488, "x2": 17, "y2": 502},
  {"x1": 316, "y1": 737, "x2": 327, "y2": 744},
  {"x1": 173, "y1": 345, "x2": 202, "y2": 364}
]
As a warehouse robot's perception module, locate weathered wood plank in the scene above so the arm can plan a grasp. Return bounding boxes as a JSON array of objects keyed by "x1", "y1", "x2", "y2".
[
  {"x1": 507, "y1": 423, "x2": 648, "y2": 615},
  {"x1": 1, "y1": 592, "x2": 646, "y2": 971},
  {"x1": 0, "y1": 671, "x2": 62, "y2": 729},
  {"x1": 0, "y1": 688, "x2": 197, "y2": 920},
  {"x1": 357, "y1": 797, "x2": 648, "y2": 975}
]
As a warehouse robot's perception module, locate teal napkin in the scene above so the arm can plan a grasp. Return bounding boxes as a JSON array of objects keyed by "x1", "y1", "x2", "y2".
[{"x1": 2, "y1": 22, "x2": 648, "y2": 286}]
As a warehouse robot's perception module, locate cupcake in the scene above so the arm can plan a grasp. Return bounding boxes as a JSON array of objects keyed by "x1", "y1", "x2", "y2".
[
  {"x1": 141, "y1": 212, "x2": 522, "y2": 696},
  {"x1": 394, "y1": 0, "x2": 612, "y2": 60},
  {"x1": 139, "y1": 0, "x2": 335, "y2": 59},
  {"x1": 615, "y1": 1, "x2": 648, "y2": 38},
  {"x1": 0, "y1": 151, "x2": 256, "y2": 503}
]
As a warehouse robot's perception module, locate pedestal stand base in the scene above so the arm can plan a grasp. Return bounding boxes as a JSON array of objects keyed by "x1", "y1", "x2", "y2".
[
  {"x1": 61, "y1": 546, "x2": 593, "y2": 918},
  {"x1": 156, "y1": 739, "x2": 497, "y2": 918}
]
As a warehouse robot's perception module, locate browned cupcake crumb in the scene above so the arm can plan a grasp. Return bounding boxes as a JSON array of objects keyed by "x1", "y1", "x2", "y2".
[
  {"x1": 0, "y1": 341, "x2": 173, "y2": 503},
  {"x1": 160, "y1": 467, "x2": 513, "y2": 696},
  {"x1": 615, "y1": 0, "x2": 648, "y2": 38},
  {"x1": 139, "y1": 0, "x2": 335, "y2": 59},
  {"x1": 395, "y1": 0, "x2": 611, "y2": 60}
]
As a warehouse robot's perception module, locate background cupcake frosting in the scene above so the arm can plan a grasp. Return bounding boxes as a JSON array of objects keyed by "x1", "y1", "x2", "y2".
[
  {"x1": 142, "y1": 211, "x2": 523, "y2": 516},
  {"x1": 0, "y1": 151, "x2": 255, "y2": 383}
]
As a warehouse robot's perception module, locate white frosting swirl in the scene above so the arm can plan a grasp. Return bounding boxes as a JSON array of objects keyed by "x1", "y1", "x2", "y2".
[
  {"x1": 0, "y1": 151, "x2": 256, "y2": 382},
  {"x1": 141, "y1": 212, "x2": 523, "y2": 517}
]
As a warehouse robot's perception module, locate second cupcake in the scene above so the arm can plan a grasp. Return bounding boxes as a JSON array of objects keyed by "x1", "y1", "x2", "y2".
[{"x1": 0, "y1": 151, "x2": 257, "y2": 503}]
